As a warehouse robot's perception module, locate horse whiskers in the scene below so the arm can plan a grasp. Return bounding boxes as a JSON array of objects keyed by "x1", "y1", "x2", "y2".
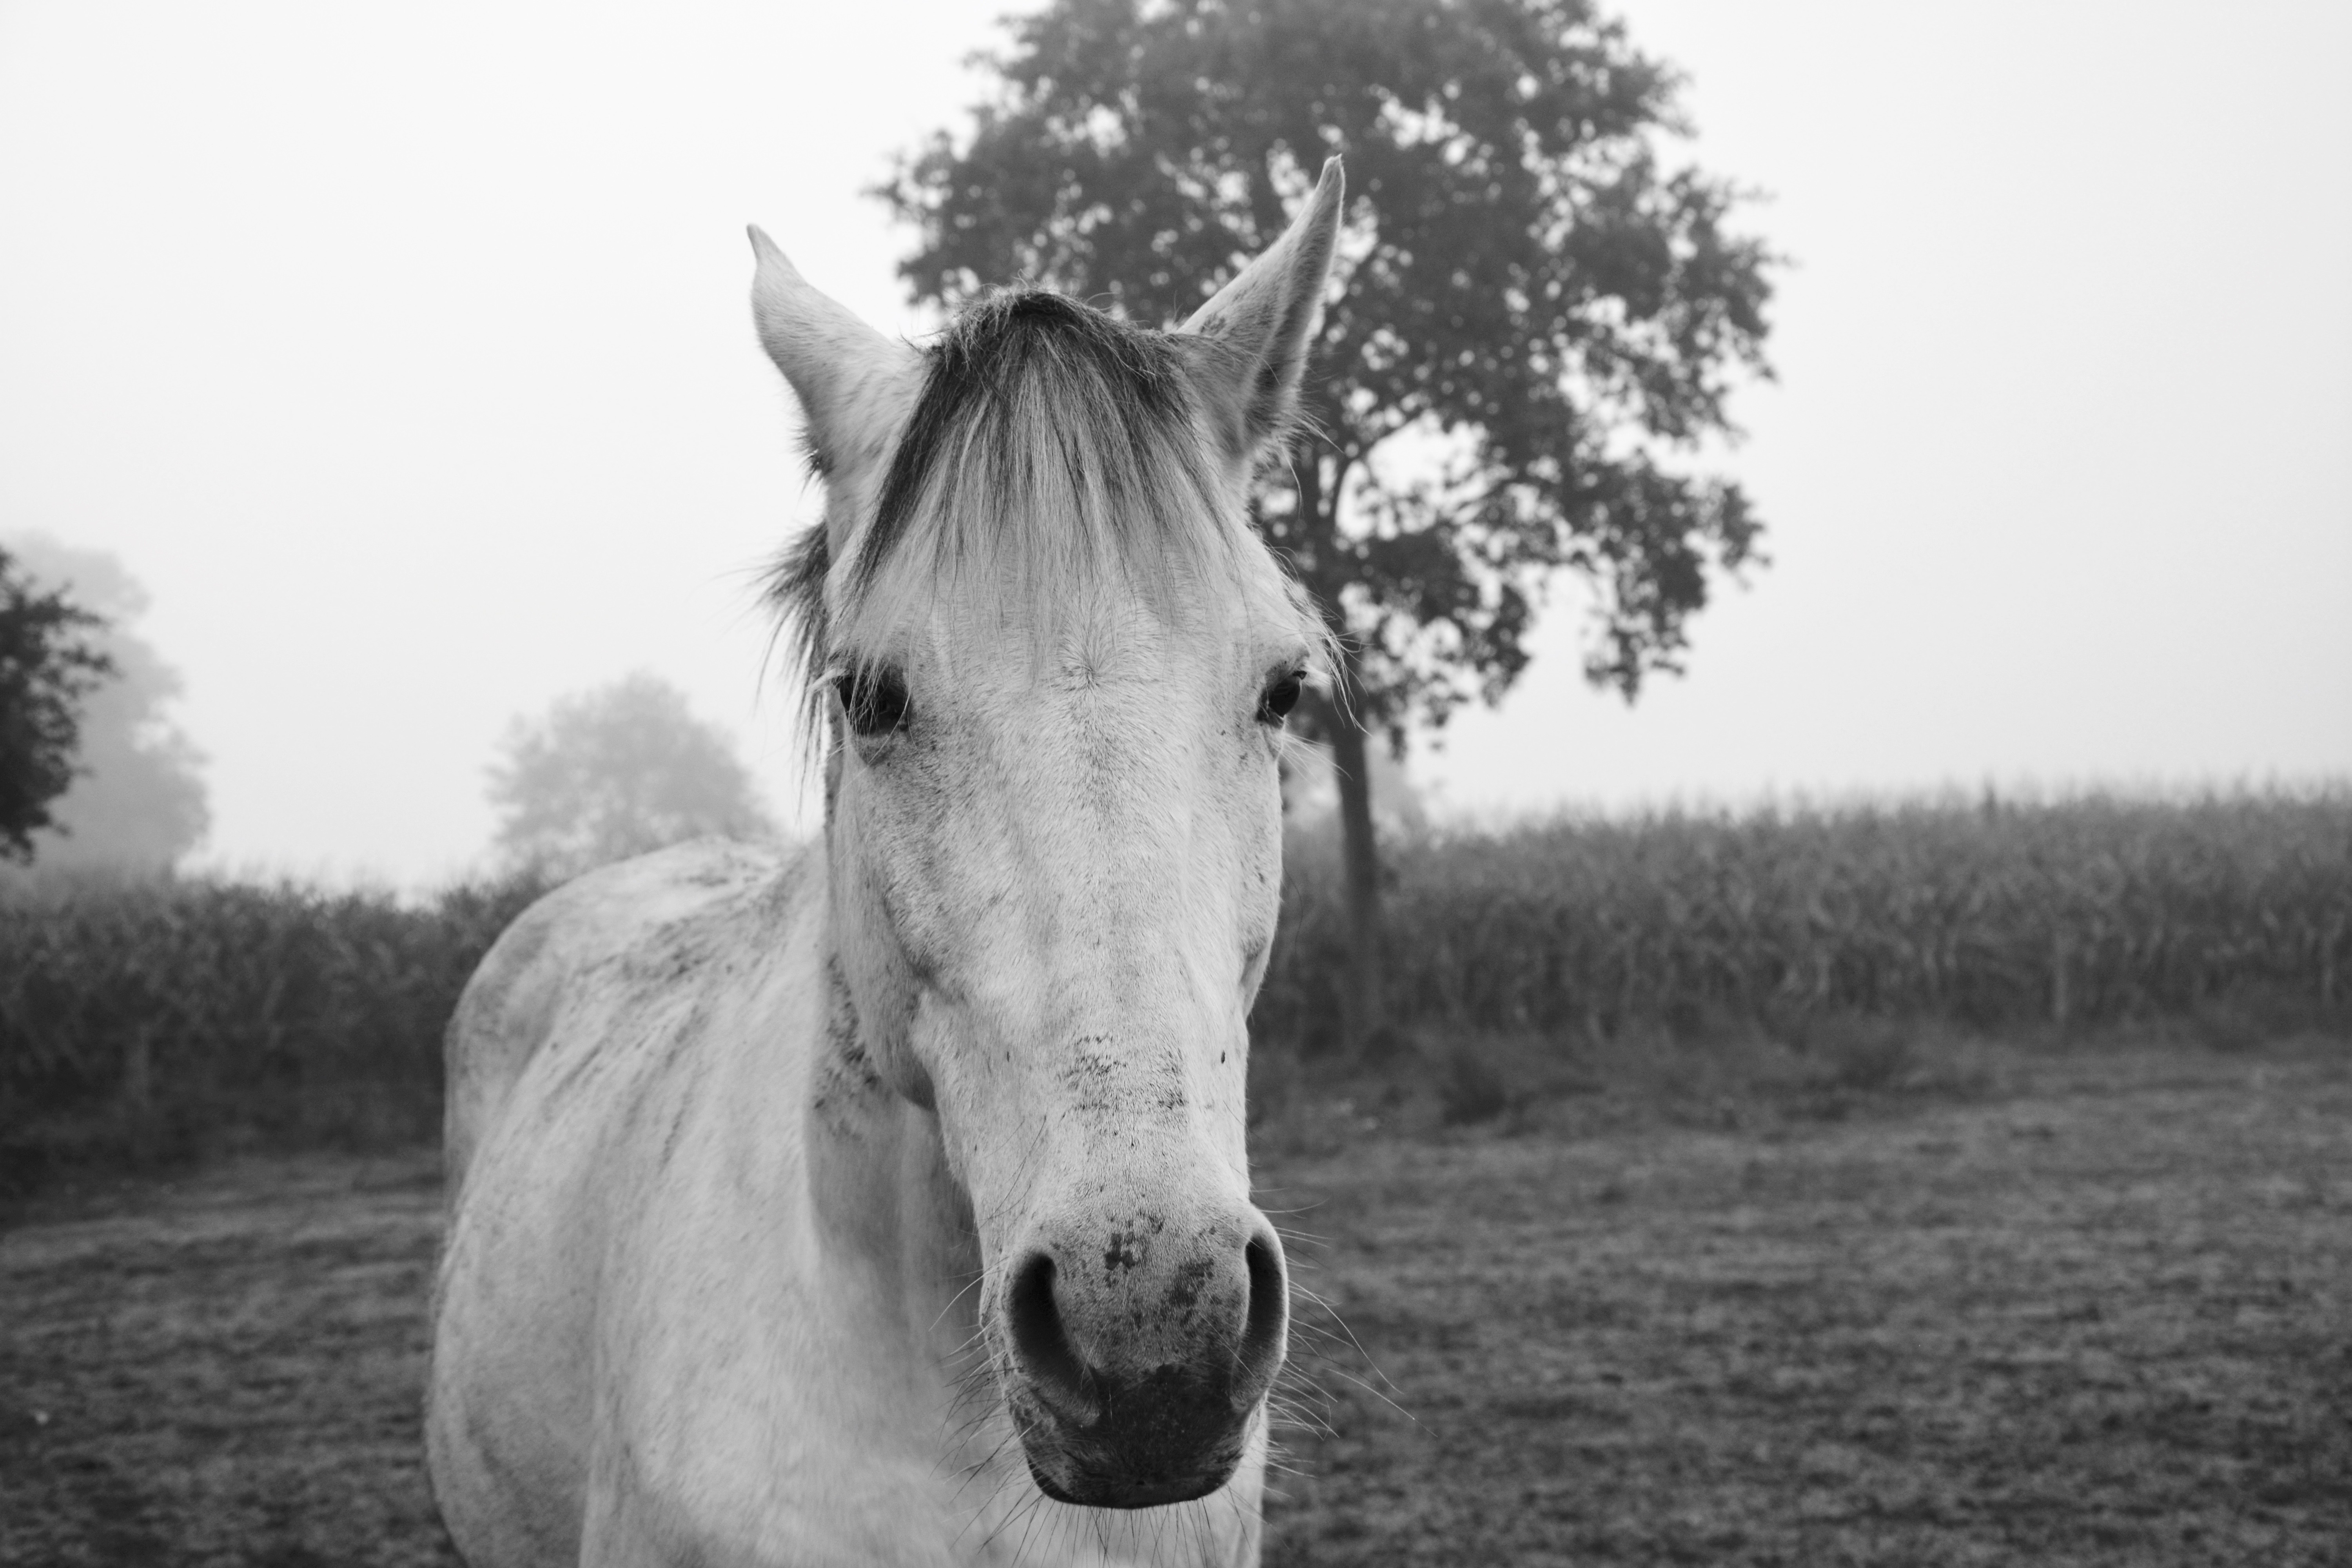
[
  {"x1": 1283, "y1": 1283, "x2": 1412, "y2": 1428},
  {"x1": 947, "y1": 1431, "x2": 1026, "y2": 1544},
  {"x1": 1251, "y1": 1196, "x2": 1328, "y2": 1215},
  {"x1": 935, "y1": 1379, "x2": 1001, "y2": 1450},
  {"x1": 1265, "y1": 1217, "x2": 1332, "y2": 1239},
  {"x1": 1004, "y1": 1486, "x2": 1057, "y2": 1566},
  {"x1": 1267, "y1": 1415, "x2": 1334, "y2": 1444},
  {"x1": 949, "y1": 1428, "x2": 1273, "y2": 1568},
  {"x1": 1283, "y1": 1279, "x2": 1344, "y2": 1315},
  {"x1": 925, "y1": 1269, "x2": 989, "y2": 1341},
  {"x1": 942, "y1": 1346, "x2": 996, "y2": 1393},
  {"x1": 931, "y1": 1411, "x2": 1006, "y2": 1483},
  {"x1": 1272, "y1": 1359, "x2": 1341, "y2": 1402},
  {"x1": 1315, "y1": 1362, "x2": 1417, "y2": 1424},
  {"x1": 940, "y1": 1376, "x2": 998, "y2": 1424},
  {"x1": 1264, "y1": 1391, "x2": 1335, "y2": 1437},
  {"x1": 942, "y1": 1395, "x2": 997, "y2": 1438}
]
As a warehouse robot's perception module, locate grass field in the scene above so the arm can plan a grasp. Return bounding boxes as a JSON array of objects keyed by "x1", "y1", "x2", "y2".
[{"x1": 4, "y1": 1037, "x2": 2347, "y2": 1566}]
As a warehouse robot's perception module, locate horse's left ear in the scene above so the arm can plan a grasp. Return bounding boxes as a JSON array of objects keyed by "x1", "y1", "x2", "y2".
[{"x1": 1176, "y1": 156, "x2": 1345, "y2": 461}]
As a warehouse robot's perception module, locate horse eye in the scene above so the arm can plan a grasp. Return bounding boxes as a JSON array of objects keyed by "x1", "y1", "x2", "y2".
[
  {"x1": 842, "y1": 665, "x2": 910, "y2": 738},
  {"x1": 1256, "y1": 670, "x2": 1303, "y2": 726}
]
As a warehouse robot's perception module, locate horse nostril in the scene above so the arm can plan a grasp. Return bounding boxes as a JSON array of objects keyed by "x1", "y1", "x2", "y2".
[
  {"x1": 1234, "y1": 1232, "x2": 1289, "y2": 1407},
  {"x1": 1006, "y1": 1251, "x2": 1098, "y2": 1424}
]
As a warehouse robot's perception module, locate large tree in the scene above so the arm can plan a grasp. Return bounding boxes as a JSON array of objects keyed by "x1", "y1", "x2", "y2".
[
  {"x1": 487, "y1": 671, "x2": 777, "y2": 880},
  {"x1": 4, "y1": 535, "x2": 209, "y2": 874},
  {"x1": 885, "y1": 0, "x2": 1775, "y2": 1050},
  {"x1": 0, "y1": 546, "x2": 114, "y2": 863}
]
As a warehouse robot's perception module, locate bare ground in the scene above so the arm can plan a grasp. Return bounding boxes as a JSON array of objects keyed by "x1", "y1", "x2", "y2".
[{"x1": 3, "y1": 1040, "x2": 2347, "y2": 1566}]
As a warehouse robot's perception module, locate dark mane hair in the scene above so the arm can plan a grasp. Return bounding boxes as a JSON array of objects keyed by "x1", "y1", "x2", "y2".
[{"x1": 764, "y1": 289, "x2": 1252, "y2": 744}]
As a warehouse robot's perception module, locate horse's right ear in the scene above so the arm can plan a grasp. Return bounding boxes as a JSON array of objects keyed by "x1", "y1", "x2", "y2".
[
  {"x1": 748, "y1": 227, "x2": 924, "y2": 495},
  {"x1": 1176, "y1": 156, "x2": 1345, "y2": 462}
]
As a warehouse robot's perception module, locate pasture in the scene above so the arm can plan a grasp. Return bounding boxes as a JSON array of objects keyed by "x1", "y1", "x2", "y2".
[{"x1": 5, "y1": 1034, "x2": 2345, "y2": 1566}]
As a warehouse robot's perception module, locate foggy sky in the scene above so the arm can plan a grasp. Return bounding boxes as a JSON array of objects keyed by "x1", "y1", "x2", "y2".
[{"x1": 1, "y1": 0, "x2": 2346, "y2": 886}]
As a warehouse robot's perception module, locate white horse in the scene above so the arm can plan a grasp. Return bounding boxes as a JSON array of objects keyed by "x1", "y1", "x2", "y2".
[{"x1": 426, "y1": 158, "x2": 1345, "y2": 1566}]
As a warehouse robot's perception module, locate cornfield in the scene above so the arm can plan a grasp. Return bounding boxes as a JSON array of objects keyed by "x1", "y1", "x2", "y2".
[
  {"x1": 1258, "y1": 787, "x2": 2352, "y2": 1050},
  {"x1": 4, "y1": 789, "x2": 2347, "y2": 1185},
  {"x1": 0, "y1": 874, "x2": 544, "y2": 1184}
]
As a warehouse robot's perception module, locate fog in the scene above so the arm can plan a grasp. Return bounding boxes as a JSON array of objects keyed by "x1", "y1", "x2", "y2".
[{"x1": 2, "y1": 0, "x2": 2345, "y2": 886}]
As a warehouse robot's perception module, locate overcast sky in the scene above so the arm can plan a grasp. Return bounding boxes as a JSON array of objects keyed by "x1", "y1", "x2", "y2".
[{"x1": 2, "y1": 0, "x2": 2346, "y2": 887}]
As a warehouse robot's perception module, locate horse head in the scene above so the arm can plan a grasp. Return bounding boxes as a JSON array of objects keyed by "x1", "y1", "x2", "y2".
[{"x1": 750, "y1": 160, "x2": 1343, "y2": 1510}]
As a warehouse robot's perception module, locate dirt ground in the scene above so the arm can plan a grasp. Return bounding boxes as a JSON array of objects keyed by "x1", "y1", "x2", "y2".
[{"x1": 4, "y1": 1039, "x2": 2347, "y2": 1566}]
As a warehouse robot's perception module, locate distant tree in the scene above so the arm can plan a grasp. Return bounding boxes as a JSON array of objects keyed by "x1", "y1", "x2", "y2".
[
  {"x1": 487, "y1": 671, "x2": 777, "y2": 879},
  {"x1": 884, "y1": 0, "x2": 1776, "y2": 1049},
  {"x1": 3, "y1": 535, "x2": 209, "y2": 874},
  {"x1": 0, "y1": 545, "x2": 114, "y2": 862}
]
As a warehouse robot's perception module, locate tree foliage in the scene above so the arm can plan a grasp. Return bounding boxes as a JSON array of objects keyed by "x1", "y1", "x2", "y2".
[
  {"x1": 2, "y1": 536, "x2": 209, "y2": 875},
  {"x1": 883, "y1": 0, "x2": 1775, "y2": 728},
  {"x1": 0, "y1": 546, "x2": 113, "y2": 863},
  {"x1": 486, "y1": 672, "x2": 777, "y2": 880}
]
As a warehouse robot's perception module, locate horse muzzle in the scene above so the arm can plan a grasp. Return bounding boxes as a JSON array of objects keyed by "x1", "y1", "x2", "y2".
[{"x1": 999, "y1": 1217, "x2": 1287, "y2": 1509}]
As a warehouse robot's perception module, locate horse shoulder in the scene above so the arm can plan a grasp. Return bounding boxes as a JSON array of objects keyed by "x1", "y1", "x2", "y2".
[
  {"x1": 441, "y1": 838, "x2": 800, "y2": 1195},
  {"x1": 430, "y1": 837, "x2": 822, "y2": 1568}
]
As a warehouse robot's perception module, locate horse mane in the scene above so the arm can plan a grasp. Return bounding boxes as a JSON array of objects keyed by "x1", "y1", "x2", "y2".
[{"x1": 764, "y1": 289, "x2": 1267, "y2": 747}]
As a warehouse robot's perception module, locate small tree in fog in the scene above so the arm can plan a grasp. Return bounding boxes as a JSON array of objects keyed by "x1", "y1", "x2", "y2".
[
  {"x1": 0, "y1": 546, "x2": 113, "y2": 861},
  {"x1": 4, "y1": 535, "x2": 209, "y2": 874},
  {"x1": 487, "y1": 672, "x2": 775, "y2": 879}
]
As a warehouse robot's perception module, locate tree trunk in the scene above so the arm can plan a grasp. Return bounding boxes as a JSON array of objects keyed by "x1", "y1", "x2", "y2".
[
  {"x1": 1324, "y1": 677, "x2": 1386, "y2": 1058},
  {"x1": 1290, "y1": 443, "x2": 1388, "y2": 1057},
  {"x1": 119, "y1": 1021, "x2": 155, "y2": 1163}
]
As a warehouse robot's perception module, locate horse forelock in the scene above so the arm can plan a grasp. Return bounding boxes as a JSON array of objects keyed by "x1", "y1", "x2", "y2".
[
  {"x1": 765, "y1": 288, "x2": 1319, "y2": 751},
  {"x1": 853, "y1": 289, "x2": 1214, "y2": 597}
]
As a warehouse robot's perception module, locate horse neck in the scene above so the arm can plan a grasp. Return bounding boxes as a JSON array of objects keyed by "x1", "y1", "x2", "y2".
[{"x1": 802, "y1": 831, "x2": 981, "y2": 1369}]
